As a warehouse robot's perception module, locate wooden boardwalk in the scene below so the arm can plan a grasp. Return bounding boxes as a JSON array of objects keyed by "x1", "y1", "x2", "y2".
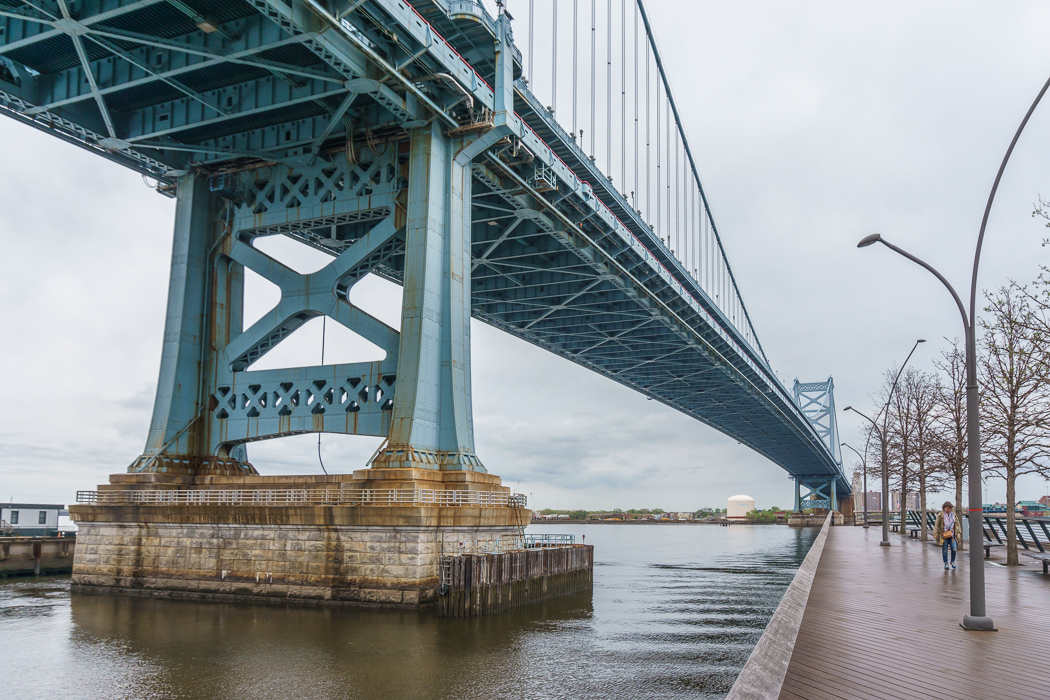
[{"x1": 780, "y1": 525, "x2": 1050, "y2": 700}]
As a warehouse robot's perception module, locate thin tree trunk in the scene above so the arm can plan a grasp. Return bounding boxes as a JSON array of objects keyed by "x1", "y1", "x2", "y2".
[
  {"x1": 1006, "y1": 466, "x2": 1018, "y2": 566},
  {"x1": 919, "y1": 474, "x2": 928, "y2": 541},
  {"x1": 900, "y1": 485, "x2": 908, "y2": 536}
]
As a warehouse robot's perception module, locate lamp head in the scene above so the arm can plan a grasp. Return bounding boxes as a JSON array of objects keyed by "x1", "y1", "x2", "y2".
[
  {"x1": 843, "y1": 406, "x2": 853, "y2": 412},
  {"x1": 917, "y1": 339, "x2": 926, "y2": 343},
  {"x1": 857, "y1": 233, "x2": 882, "y2": 248}
]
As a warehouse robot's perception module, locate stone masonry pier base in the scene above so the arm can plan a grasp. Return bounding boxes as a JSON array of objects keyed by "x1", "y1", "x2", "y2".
[{"x1": 69, "y1": 470, "x2": 530, "y2": 608}]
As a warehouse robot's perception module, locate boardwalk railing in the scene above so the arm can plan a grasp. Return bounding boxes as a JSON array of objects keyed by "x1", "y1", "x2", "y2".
[
  {"x1": 983, "y1": 515, "x2": 1050, "y2": 553},
  {"x1": 900, "y1": 510, "x2": 1050, "y2": 552},
  {"x1": 76, "y1": 489, "x2": 527, "y2": 509}
]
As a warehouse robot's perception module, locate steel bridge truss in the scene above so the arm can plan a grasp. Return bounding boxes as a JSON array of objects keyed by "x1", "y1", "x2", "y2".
[{"x1": 0, "y1": 0, "x2": 847, "y2": 493}]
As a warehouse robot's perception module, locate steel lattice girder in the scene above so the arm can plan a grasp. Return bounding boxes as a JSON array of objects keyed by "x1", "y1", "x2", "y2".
[{"x1": 0, "y1": 0, "x2": 847, "y2": 492}]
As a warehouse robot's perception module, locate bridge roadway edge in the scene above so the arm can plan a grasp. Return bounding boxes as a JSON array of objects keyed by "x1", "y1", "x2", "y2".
[{"x1": 726, "y1": 513, "x2": 833, "y2": 700}]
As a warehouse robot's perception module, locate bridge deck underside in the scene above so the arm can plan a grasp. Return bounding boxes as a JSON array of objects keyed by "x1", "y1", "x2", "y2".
[
  {"x1": 0, "y1": 0, "x2": 845, "y2": 490},
  {"x1": 460, "y1": 175, "x2": 840, "y2": 483}
]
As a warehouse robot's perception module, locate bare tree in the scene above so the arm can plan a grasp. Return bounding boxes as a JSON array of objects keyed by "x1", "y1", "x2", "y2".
[
  {"x1": 882, "y1": 368, "x2": 917, "y2": 535},
  {"x1": 904, "y1": 370, "x2": 945, "y2": 540},
  {"x1": 979, "y1": 285, "x2": 1050, "y2": 566},
  {"x1": 933, "y1": 340, "x2": 968, "y2": 514}
]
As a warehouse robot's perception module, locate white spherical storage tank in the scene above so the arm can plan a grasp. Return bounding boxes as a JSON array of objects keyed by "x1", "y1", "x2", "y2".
[{"x1": 726, "y1": 495, "x2": 756, "y2": 521}]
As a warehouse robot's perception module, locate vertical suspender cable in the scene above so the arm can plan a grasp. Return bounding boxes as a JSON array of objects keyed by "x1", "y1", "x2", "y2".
[
  {"x1": 675, "y1": 130, "x2": 680, "y2": 258},
  {"x1": 655, "y1": 84, "x2": 660, "y2": 237},
  {"x1": 681, "y1": 144, "x2": 686, "y2": 267},
  {"x1": 606, "y1": 0, "x2": 612, "y2": 175},
  {"x1": 690, "y1": 185, "x2": 695, "y2": 279},
  {"x1": 590, "y1": 0, "x2": 596, "y2": 158},
  {"x1": 645, "y1": 39, "x2": 649, "y2": 219},
  {"x1": 665, "y1": 95, "x2": 670, "y2": 250},
  {"x1": 686, "y1": 154, "x2": 691, "y2": 274},
  {"x1": 633, "y1": 0, "x2": 638, "y2": 209},
  {"x1": 621, "y1": 0, "x2": 626, "y2": 188},
  {"x1": 528, "y1": 0, "x2": 534, "y2": 83},
  {"x1": 552, "y1": 0, "x2": 558, "y2": 114},
  {"x1": 573, "y1": 0, "x2": 578, "y2": 137},
  {"x1": 693, "y1": 187, "x2": 698, "y2": 280}
]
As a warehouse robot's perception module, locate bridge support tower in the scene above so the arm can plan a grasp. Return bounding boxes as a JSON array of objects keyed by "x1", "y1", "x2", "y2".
[{"x1": 69, "y1": 14, "x2": 546, "y2": 608}]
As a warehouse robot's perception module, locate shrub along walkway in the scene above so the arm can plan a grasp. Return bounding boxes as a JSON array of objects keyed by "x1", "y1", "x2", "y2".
[{"x1": 780, "y1": 525, "x2": 1050, "y2": 699}]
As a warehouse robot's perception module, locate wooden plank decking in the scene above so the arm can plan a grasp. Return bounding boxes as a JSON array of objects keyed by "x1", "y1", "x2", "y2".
[{"x1": 780, "y1": 525, "x2": 1050, "y2": 700}]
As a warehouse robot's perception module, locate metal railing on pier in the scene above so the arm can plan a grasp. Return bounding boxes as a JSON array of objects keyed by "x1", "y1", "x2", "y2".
[
  {"x1": 525, "y1": 534, "x2": 576, "y2": 547},
  {"x1": 443, "y1": 533, "x2": 577, "y2": 557},
  {"x1": 76, "y1": 489, "x2": 527, "y2": 509}
]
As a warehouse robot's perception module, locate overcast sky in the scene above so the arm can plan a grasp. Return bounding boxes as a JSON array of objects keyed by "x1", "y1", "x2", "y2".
[{"x1": 3, "y1": 1, "x2": 1050, "y2": 511}]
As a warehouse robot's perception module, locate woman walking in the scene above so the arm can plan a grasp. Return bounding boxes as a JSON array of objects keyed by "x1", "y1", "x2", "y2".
[{"x1": 934, "y1": 501, "x2": 963, "y2": 570}]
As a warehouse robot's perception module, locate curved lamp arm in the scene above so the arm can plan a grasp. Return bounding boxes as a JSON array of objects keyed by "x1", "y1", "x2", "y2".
[
  {"x1": 859, "y1": 234, "x2": 969, "y2": 334},
  {"x1": 843, "y1": 405, "x2": 882, "y2": 442}
]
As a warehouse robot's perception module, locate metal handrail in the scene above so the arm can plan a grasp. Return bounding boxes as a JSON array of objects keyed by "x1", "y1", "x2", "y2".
[
  {"x1": 525, "y1": 533, "x2": 576, "y2": 547},
  {"x1": 440, "y1": 533, "x2": 578, "y2": 557},
  {"x1": 982, "y1": 514, "x2": 1050, "y2": 553},
  {"x1": 77, "y1": 489, "x2": 527, "y2": 508}
]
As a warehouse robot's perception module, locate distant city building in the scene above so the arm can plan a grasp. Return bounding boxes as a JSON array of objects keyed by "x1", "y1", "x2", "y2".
[
  {"x1": 983, "y1": 503, "x2": 1022, "y2": 514},
  {"x1": 1019, "y1": 501, "x2": 1047, "y2": 516},
  {"x1": 727, "y1": 495, "x2": 755, "y2": 522},
  {"x1": 851, "y1": 473, "x2": 882, "y2": 513},
  {"x1": 675, "y1": 512, "x2": 693, "y2": 521},
  {"x1": 1040, "y1": 495, "x2": 1050, "y2": 507},
  {"x1": 1, "y1": 503, "x2": 64, "y2": 536},
  {"x1": 887, "y1": 491, "x2": 921, "y2": 511}
]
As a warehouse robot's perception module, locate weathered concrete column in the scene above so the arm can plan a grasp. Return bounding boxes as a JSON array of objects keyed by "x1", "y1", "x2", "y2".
[{"x1": 373, "y1": 124, "x2": 483, "y2": 472}]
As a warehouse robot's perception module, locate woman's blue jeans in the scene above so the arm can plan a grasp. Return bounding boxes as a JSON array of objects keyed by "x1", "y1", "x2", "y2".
[{"x1": 942, "y1": 537, "x2": 957, "y2": 564}]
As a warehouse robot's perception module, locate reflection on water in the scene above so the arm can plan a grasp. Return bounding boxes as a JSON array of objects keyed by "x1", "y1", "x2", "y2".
[{"x1": 0, "y1": 524, "x2": 816, "y2": 700}]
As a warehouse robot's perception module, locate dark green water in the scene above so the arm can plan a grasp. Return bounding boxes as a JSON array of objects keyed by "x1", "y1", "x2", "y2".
[{"x1": 0, "y1": 524, "x2": 817, "y2": 699}]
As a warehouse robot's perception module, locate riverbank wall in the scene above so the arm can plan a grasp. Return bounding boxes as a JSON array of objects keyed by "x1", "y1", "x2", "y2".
[
  {"x1": 1, "y1": 536, "x2": 76, "y2": 576},
  {"x1": 439, "y1": 544, "x2": 593, "y2": 617}
]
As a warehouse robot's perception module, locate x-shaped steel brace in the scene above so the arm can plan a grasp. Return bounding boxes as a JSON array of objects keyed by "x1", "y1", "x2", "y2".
[{"x1": 222, "y1": 215, "x2": 401, "y2": 371}]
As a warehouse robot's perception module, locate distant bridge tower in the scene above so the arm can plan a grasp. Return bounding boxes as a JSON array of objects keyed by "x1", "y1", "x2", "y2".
[{"x1": 791, "y1": 378, "x2": 845, "y2": 513}]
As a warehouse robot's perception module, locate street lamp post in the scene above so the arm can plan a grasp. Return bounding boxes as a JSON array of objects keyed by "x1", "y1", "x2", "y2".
[
  {"x1": 855, "y1": 70, "x2": 1050, "y2": 632},
  {"x1": 842, "y1": 438, "x2": 872, "y2": 528},
  {"x1": 844, "y1": 339, "x2": 924, "y2": 547}
]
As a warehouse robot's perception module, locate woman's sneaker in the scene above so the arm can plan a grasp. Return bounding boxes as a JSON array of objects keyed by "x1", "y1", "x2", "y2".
[
  {"x1": 951, "y1": 563, "x2": 957, "y2": 569},
  {"x1": 944, "y1": 563, "x2": 950, "y2": 569}
]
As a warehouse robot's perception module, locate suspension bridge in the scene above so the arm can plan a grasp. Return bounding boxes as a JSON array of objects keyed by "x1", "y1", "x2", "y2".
[{"x1": 0, "y1": 0, "x2": 847, "y2": 507}]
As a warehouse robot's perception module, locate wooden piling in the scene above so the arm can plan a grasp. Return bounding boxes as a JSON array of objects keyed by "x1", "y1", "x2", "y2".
[{"x1": 438, "y1": 544, "x2": 593, "y2": 617}]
